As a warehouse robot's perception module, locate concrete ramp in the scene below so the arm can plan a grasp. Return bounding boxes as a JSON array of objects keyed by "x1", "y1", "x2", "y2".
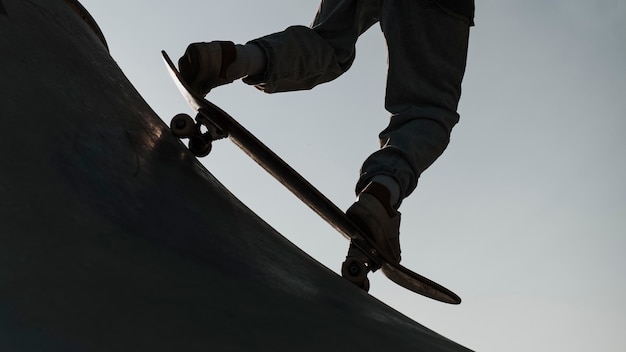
[{"x1": 0, "y1": 1, "x2": 471, "y2": 350}]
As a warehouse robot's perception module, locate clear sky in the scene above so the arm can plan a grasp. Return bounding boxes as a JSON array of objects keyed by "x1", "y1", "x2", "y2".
[{"x1": 79, "y1": 1, "x2": 626, "y2": 350}]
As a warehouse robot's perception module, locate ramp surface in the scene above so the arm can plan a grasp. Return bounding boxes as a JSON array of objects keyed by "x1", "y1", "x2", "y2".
[{"x1": 0, "y1": 1, "x2": 472, "y2": 350}]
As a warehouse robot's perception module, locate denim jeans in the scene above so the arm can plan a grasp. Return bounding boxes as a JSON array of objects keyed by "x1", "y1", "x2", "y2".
[{"x1": 245, "y1": 0, "x2": 471, "y2": 204}]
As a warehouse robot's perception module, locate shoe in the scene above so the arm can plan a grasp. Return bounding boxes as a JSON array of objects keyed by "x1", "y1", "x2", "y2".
[
  {"x1": 346, "y1": 183, "x2": 401, "y2": 263},
  {"x1": 178, "y1": 41, "x2": 237, "y2": 96}
]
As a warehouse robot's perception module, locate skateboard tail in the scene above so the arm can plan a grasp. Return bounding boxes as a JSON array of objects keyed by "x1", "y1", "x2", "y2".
[{"x1": 382, "y1": 264, "x2": 461, "y2": 304}]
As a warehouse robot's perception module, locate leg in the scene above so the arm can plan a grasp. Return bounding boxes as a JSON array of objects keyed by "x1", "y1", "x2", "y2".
[
  {"x1": 346, "y1": 0, "x2": 471, "y2": 263},
  {"x1": 357, "y1": 0, "x2": 471, "y2": 203}
]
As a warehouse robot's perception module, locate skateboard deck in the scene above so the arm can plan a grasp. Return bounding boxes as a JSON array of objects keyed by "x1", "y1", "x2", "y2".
[{"x1": 162, "y1": 51, "x2": 461, "y2": 304}]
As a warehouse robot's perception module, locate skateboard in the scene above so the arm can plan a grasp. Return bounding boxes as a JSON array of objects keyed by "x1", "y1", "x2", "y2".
[{"x1": 162, "y1": 51, "x2": 461, "y2": 304}]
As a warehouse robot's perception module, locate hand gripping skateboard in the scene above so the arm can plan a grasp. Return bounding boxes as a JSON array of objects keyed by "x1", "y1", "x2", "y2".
[{"x1": 162, "y1": 51, "x2": 461, "y2": 304}]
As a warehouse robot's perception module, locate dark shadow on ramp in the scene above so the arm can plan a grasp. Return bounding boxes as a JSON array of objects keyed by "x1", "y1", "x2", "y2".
[{"x1": 0, "y1": 0, "x2": 472, "y2": 350}]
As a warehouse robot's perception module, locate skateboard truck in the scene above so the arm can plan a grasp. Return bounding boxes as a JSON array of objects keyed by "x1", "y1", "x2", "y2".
[
  {"x1": 170, "y1": 110, "x2": 227, "y2": 157},
  {"x1": 341, "y1": 236, "x2": 385, "y2": 292}
]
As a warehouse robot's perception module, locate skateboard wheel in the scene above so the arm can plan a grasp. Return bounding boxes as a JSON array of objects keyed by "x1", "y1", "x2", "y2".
[
  {"x1": 341, "y1": 257, "x2": 370, "y2": 292},
  {"x1": 188, "y1": 136, "x2": 212, "y2": 157},
  {"x1": 170, "y1": 113, "x2": 196, "y2": 138}
]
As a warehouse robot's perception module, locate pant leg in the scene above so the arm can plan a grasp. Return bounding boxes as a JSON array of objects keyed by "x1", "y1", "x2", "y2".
[
  {"x1": 357, "y1": 0, "x2": 471, "y2": 204},
  {"x1": 244, "y1": 0, "x2": 380, "y2": 93}
]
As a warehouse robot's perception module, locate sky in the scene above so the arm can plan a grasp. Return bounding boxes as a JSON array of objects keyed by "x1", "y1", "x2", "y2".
[{"x1": 79, "y1": 1, "x2": 626, "y2": 351}]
